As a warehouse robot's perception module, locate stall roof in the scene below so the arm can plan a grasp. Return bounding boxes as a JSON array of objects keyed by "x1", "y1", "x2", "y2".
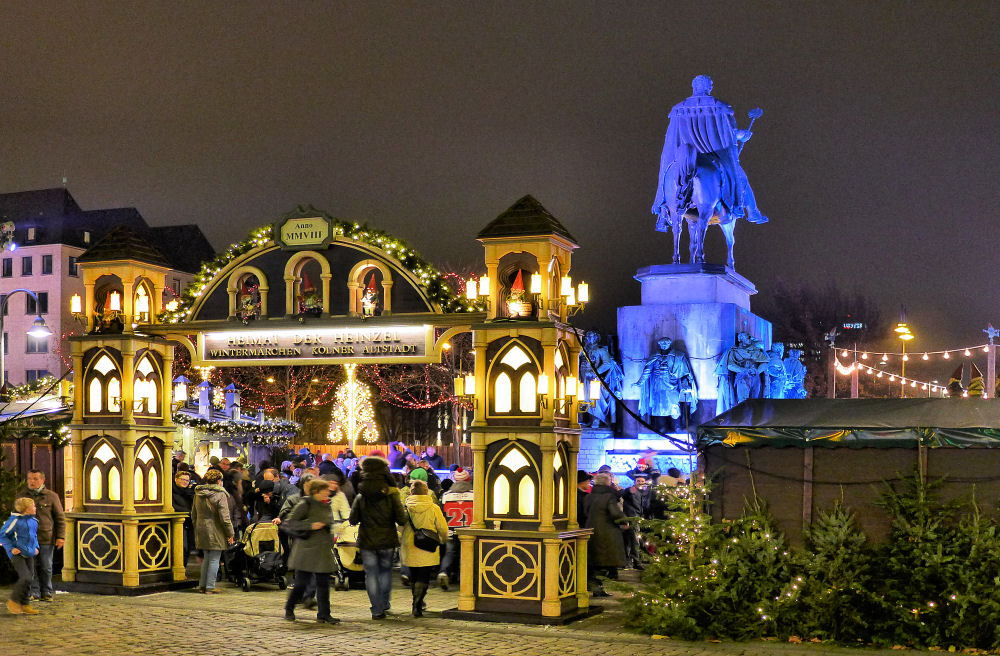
[{"x1": 698, "y1": 398, "x2": 1000, "y2": 449}]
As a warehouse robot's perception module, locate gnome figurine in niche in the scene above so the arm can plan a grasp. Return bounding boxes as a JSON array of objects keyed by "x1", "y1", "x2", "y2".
[
  {"x1": 506, "y1": 269, "x2": 532, "y2": 318},
  {"x1": 361, "y1": 273, "x2": 380, "y2": 318},
  {"x1": 297, "y1": 272, "x2": 322, "y2": 319}
]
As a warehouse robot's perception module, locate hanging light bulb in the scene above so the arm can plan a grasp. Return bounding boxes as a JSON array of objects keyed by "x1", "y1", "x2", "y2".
[
  {"x1": 963, "y1": 390, "x2": 969, "y2": 397},
  {"x1": 911, "y1": 381, "x2": 917, "y2": 387},
  {"x1": 841, "y1": 350, "x2": 849, "y2": 358},
  {"x1": 902, "y1": 354, "x2": 909, "y2": 362},
  {"x1": 877, "y1": 371, "x2": 884, "y2": 378},
  {"x1": 943, "y1": 351, "x2": 951, "y2": 359},
  {"x1": 984, "y1": 345, "x2": 990, "y2": 353},
  {"x1": 861, "y1": 352, "x2": 868, "y2": 359},
  {"x1": 881, "y1": 353, "x2": 888, "y2": 362},
  {"x1": 922, "y1": 353, "x2": 929, "y2": 360},
  {"x1": 922, "y1": 384, "x2": 927, "y2": 390},
  {"x1": 965, "y1": 348, "x2": 972, "y2": 357},
  {"x1": 889, "y1": 375, "x2": 895, "y2": 382}
]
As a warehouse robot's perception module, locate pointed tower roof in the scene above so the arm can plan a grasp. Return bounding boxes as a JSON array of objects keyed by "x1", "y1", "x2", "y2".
[
  {"x1": 76, "y1": 225, "x2": 171, "y2": 268},
  {"x1": 477, "y1": 195, "x2": 577, "y2": 244}
]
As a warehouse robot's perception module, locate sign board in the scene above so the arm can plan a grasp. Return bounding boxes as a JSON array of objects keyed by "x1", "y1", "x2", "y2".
[
  {"x1": 198, "y1": 325, "x2": 436, "y2": 366},
  {"x1": 275, "y1": 215, "x2": 333, "y2": 250}
]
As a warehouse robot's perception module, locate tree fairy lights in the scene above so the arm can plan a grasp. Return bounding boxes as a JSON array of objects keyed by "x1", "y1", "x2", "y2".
[{"x1": 328, "y1": 363, "x2": 378, "y2": 446}]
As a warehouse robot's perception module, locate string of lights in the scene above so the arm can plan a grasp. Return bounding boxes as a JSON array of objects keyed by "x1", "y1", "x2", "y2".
[
  {"x1": 838, "y1": 344, "x2": 992, "y2": 361},
  {"x1": 834, "y1": 359, "x2": 949, "y2": 395}
]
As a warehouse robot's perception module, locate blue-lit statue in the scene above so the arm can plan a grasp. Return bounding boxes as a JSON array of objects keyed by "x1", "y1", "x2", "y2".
[
  {"x1": 652, "y1": 75, "x2": 767, "y2": 268},
  {"x1": 715, "y1": 332, "x2": 769, "y2": 413},
  {"x1": 783, "y1": 348, "x2": 808, "y2": 399},
  {"x1": 764, "y1": 342, "x2": 788, "y2": 399},
  {"x1": 636, "y1": 337, "x2": 698, "y2": 424},
  {"x1": 579, "y1": 331, "x2": 623, "y2": 428}
]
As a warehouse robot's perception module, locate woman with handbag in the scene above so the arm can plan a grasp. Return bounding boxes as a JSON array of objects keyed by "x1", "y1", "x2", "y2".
[{"x1": 400, "y1": 479, "x2": 449, "y2": 617}]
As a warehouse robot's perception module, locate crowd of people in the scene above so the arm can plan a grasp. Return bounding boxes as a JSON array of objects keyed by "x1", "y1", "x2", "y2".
[
  {"x1": 3, "y1": 444, "x2": 683, "y2": 622},
  {"x1": 167, "y1": 444, "x2": 469, "y2": 624},
  {"x1": 577, "y1": 450, "x2": 688, "y2": 596}
]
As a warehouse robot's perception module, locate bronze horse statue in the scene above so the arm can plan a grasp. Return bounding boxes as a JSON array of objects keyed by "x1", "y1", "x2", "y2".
[{"x1": 654, "y1": 152, "x2": 739, "y2": 269}]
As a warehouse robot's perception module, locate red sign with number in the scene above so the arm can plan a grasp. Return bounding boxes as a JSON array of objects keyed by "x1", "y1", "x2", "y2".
[{"x1": 443, "y1": 492, "x2": 474, "y2": 528}]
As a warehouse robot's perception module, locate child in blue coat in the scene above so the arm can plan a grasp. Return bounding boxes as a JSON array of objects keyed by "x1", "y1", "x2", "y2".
[{"x1": 1, "y1": 496, "x2": 40, "y2": 615}]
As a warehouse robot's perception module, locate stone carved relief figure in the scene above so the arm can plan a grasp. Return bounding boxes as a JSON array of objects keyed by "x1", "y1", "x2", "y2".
[
  {"x1": 635, "y1": 337, "x2": 698, "y2": 423},
  {"x1": 579, "y1": 331, "x2": 623, "y2": 428},
  {"x1": 783, "y1": 348, "x2": 808, "y2": 399},
  {"x1": 651, "y1": 75, "x2": 767, "y2": 268},
  {"x1": 764, "y1": 342, "x2": 788, "y2": 399},
  {"x1": 715, "y1": 332, "x2": 770, "y2": 413}
]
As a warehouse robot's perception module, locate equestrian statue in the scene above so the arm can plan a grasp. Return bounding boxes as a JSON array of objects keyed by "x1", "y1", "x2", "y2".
[{"x1": 652, "y1": 75, "x2": 767, "y2": 269}]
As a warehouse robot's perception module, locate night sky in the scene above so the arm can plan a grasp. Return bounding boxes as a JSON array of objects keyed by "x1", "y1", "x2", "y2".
[{"x1": 2, "y1": 2, "x2": 998, "y2": 363}]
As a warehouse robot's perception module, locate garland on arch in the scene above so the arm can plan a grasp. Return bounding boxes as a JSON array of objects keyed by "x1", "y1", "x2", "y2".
[
  {"x1": 171, "y1": 412, "x2": 301, "y2": 446},
  {"x1": 158, "y1": 219, "x2": 485, "y2": 324}
]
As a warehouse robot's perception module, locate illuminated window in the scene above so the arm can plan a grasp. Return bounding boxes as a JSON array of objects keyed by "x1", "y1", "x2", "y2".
[
  {"x1": 500, "y1": 447, "x2": 530, "y2": 472},
  {"x1": 86, "y1": 353, "x2": 122, "y2": 414},
  {"x1": 494, "y1": 372, "x2": 512, "y2": 413},
  {"x1": 94, "y1": 442, "x2": 116, "y2": 463},
  {"x1": 553, "y1": 449, "x2": 563, "y2": 471},
  {"x1": 500, "y1": 346, "x2": 531, "y2": 369},
  {"x1": 88, "y1": 379, "x2": 103, "y2": 413},
  {"x1": 518, "y1": 372, "x2": 536, "y2": 412},
  {"x1": 558, "y1": 478, "x2": 565, "y2": 515},
  {"x1": 134, "y1": 355, "x2": 160, "y2": 415},
  {"x1": 492, "y1": 474, "x2": 510, "y2": 514},
  {"x1": 108, "y1": 467, "x2": 121, "y2": 501},
  {"x1": 89, "y1": 466, "x2": 103, "y2": 501},
  {"x1": 518, "y1": 476, "x2": 535, "y2": 515},
  {"x1": 108, "y1": 378, "x2": 121, "y2": 412},
  {"x1": 134, "y1": 466, "x2": 144, "y2": 501},
  {"x1": 148, "y1": 468, "x2": 158, "y2": 501},
  {"x1": 86, "y1": 440, "x2": 122, "y2": 504}
]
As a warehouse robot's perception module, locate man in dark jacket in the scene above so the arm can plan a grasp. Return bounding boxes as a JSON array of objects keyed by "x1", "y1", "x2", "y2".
[
  {"x1": 584, "y1": 472, "x2": 627, "y2": 595},
  {"x1": 18, "y1": 470, "x2": 65, "y2": 602},
  {"x1": 349, "y1": 456, "x2": 406, "y2": 619},
  {"x1": 621, "y1": 473, "x2": 652, "y2": 569},
  {"x1": 172, "y1": 470, "x2": 195, "y2": 564},
  {"x1": 421, "y1": 446, "x2": 446, "y2": 470},
  {"x1": 576, "y1": 470, "x2": 592, "y2": 527}
]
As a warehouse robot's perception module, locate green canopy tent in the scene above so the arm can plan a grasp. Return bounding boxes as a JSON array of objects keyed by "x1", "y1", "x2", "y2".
[{"x1": 697, "y1": 399, "x2": 1000, "y2": 544}]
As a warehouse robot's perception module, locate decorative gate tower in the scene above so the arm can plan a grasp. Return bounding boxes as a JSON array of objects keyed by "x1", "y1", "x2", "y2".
[
  {"x1": 61, "y1": 228, "x2": 188, "y2": 593},
  {"x1": 445, "y1": 196, "x2": 597, "y2": 623}
]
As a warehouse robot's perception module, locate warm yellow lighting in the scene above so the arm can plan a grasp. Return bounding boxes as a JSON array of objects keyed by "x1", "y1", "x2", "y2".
[
  {"x1": 560, "y1": 276, "x2": 573, "y2": 297},
  {"x1": 517, "y1": 476, "x2": 535, "y2": 515},
  {"x1": 464, "y1": 373, "x2": 475, "y2": 396},
  {"x1": 902, "y1": 354, "x2": 909, "y2": 362},
  {"x1": 565, "y1": 288, "x2": 576, "y2": 306},
  {"x1": 519, "y1": 373, "x2": 536, "y2": 412},
  {"x1": 441, "y1": 341, "x2": 452, "y2": 350},
  {"x1": 529, "y1": 273, "x2": 542, "y2": 295},
  {"x1": 108, "y1": 291, "x2": 122, "y2": 312},
  {"x1": 311, "y1": 378, "x2": 319, "y2": 383},
  {"x1": 588, "y1": 378, "x2": 601, "y2": 401},
  {"x1": 165, "y1": 299, "x2": 179, "y2": 312},
  {"x1": 453, "y1": 375, "x2": 465, "y2": 397},
  {"x1": 985, "y1": 346, "x2": 990, "y2": 353},
  {"x1": 881, "y1": 353, "x2": 888, "y2": 361},
  {"x1": 478, "y1": 275, "x2": 490, "y2": 297},
  {"x1": 70, "y1": 293, "x2": 82, "y2": 314},
  {"x1": 536, "y1": 372, "x2": 548, "y2": 396},
  {"x1": 135, "y1": 288, "x2": 149, "y2": 314},
  {"x1": 911, "y1": 381, "x2": 917, "y2": 387},
  {"x1": 565, "y1": 375, "x2": 577, "y2": 397},
  {"x1": 492, "y1": 474, "x2": 510, "y2": 514},
  {"x1": 922, "y1": 384, "x2": 927, "y2": 390},
  {"x1": 944, "y1": 351, "x2": 951, "y2": 359},
  {"x1": 889, "y1": 375, "x2": 895, "y2": 382},
  {"x1": 963, "y1": 390, "x2": 969, "y2": 397},
  {"x1": 466, "y1": 279, "x2": 477, "y2": 300},
  {"x1": 922, "y1": 353, "x2": 929, "y2": 360},
  {"x1": 576, "y1": 380, "x2": 586, "y2": 398},
  {"x1": 577, "y1": 282, "x2": 589, "y2": 303},
  {"x1": 861, "y1": 352, "x2": 868, "y2": 359},
  {"x1": 964, "y1": 349, "x2": 972, "y2": 356},
  {"x1": 494, "y1": 372, "x2": 512, "y2": 412},
  {"x1": 173, "y1": 382, "x2": 188, "y2": 403},
  {"x1": 841, "y1": 350, "x2": 849, "y2": 358},
  {"x1": 266, "y1": 377, "x2": 275, "y2": 383},
  {"x1": 894, "y1": 322, "x2": 911, "y2": 334}
]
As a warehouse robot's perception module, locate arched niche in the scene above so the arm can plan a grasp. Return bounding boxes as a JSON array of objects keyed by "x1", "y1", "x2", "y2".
[
  {"x1": 83, "y1": 348, "x2": 124, "y2": 418},
  {"x1": 133, "y1": 436, "x2": 163, "y2": 508},
  {"x1": 133, "y1": 350, "x2": 163, "y2": 419},
  {"x1": 553, "y1": 341, "x2": 572, "y2": 420},
  {"x1": 84, "y1": 436, "x2": 123, "y2": 506},
  {"x1": 487, "y1": 338, "x2": 542, "y2": 425},
  {"x1": 347, "y1": 258, "x2": 394, "y2": 317},
  {"x1": 131, "y1": 277, "x2": 155, "y2": 325},
  {"x1": 497, "y1": 252, "x2": 539, "y2": 319},
  {"x1": 226, "y1": 265, "x2": 269, "y2": 321},
  {"x1": 552, "y1": 441, "x2": 570, "y2": 520},
  {"x1": 94, "y1": 274, "x2": 125, "y2": 334},
  {"x1": 486, "y1": 440, "x2": 541, "y2": 524},
  {"x1": 283, "y1": 250, "x2": 332, "y2": 317}
]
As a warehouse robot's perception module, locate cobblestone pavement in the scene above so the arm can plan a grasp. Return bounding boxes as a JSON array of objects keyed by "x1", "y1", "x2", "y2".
[{"x1": 2, "y1": 574, "x2": 912, "y2": 656}]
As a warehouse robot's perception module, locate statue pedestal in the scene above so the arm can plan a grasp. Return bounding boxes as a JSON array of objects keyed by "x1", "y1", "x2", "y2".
[{"x1": 617, "y1": 263, "x2": 771, "y2": 435}]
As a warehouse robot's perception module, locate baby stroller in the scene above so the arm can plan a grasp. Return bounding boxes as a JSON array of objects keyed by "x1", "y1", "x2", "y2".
[
  {"x1": 224, "y1": 521, "x2": 287, "y2": 591},
  {"x1": 331, "y1": 521, "x2": 366, "y2": 590}
]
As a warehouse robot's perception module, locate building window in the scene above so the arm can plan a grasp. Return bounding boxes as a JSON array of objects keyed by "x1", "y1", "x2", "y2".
[
  {"x1": 26, "y1": 335, "x2": 47, "y2": 354},
  {"x1": 0, "y1": 296, "x2": 8, "y2": 316},
  {"x1": 26, "y1": 293, "x2": 47, "y2": 315},
  {"x1": 68, "y1": 256, "x2": 79, "y2": 277},
  {"x1": 172, "y1": 278, "x2": 180, "y2": 294},
  {"x1": 83, "y1": 231, "x2": 91, "y2": 244},
  {"x1": 41, "y1": 254, "x2": 52, "y2": 275},
  {"x1": 21, "y1": 256, "x2": 32, "y2": 276},
  {"x1": 1, "y1": 258, "x2": 10, "y2": 278},
  {"x1": 26, "y1": 369, "x2": 49, "y2": 382},
  {"x1": 26, "y1": 227, "x2": 36, "y2": 242}
]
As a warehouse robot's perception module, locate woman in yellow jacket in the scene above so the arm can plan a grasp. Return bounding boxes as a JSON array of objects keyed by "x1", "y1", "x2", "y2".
[{"x1": 400, "y1": 479, "x2": 449, "y2": 617}]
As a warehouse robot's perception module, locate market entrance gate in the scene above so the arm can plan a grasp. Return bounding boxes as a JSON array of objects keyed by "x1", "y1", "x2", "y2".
[{"x1": 63, "y1": 201, "x2": 594, "y2": 622}]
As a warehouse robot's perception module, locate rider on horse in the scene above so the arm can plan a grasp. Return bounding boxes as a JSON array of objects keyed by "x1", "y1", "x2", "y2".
[{"x1": 652, "y1": 75, "x2": 767, "y2": 227}]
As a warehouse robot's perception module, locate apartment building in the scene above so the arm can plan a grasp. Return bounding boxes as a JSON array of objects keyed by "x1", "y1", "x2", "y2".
[{"x1": 0, "y1": 188, "x2": 215, "y2": 385}]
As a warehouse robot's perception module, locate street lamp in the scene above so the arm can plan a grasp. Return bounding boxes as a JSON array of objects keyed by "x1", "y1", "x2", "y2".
[
  {"x1": 895, "y1": 320, "x2": 914, "y2": 398},
  {"x1": 0, "y1": 288, "x2": 53, "y2": 393}
]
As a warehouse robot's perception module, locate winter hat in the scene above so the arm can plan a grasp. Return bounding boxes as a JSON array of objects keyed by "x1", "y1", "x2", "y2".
[
  {"x1": 256, "y1": 481, "x2": 275, "y2": 494},
  {"x1": 369, "y1": 450, "x2": 385, "y2": 459},
  {"x1": 452, "y1": 467, "x2": 471, "y2": 482},
  {"x1": 408, "y1": 467, "x2": 428, "y2": 482},
  {"x1": 577, "y1": 469, "x2": 593, "y2": 484}
]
